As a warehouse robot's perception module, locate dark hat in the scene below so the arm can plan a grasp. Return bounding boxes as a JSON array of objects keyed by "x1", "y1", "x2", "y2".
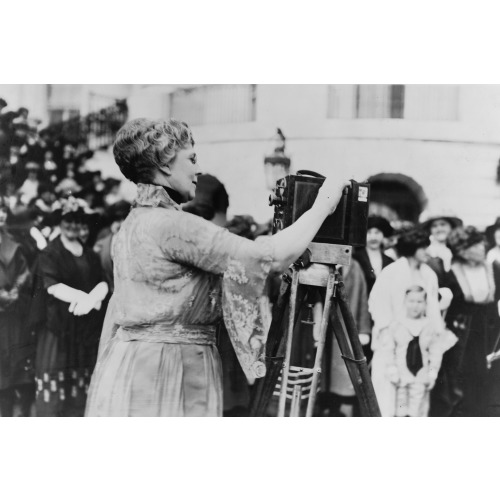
[
  {"x1": 13, "y1": 121, "x2": 29, "y2": 132},
  {"x1": 194, "y1": 174, "x2": 228, "y2": 212},
  {"x1": 183, "y1": 174, "x2": 229, "y2": 220},
  {"x1": 225, "y1": 215, "x2": 256, "y2": 239},
  {"x1": 447, "y1": 226, "x2": 485, "y2": 257},
  {"x1": 486, "y1": 217, "x2": 500, "y2": 245},
  {"x1": 107, "y1": 200, "x2": 131, "y2": 223},
  {"x1": 52, "y1": 196, "x2": 87, "y2": 224},
  {"x1": 80, "y1": 210, "x2": 100, "y2": 227},
  {"x1": 104, "y1": 178, "x2": 121, "y2": 189},
  {"x1": 367, "y1": 215, "x2": 393, "y2": 237}
]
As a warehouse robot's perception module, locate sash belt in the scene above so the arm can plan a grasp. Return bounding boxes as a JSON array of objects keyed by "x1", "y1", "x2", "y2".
[{"x1": 115, "y1": 324, "x2": 216, "y2": 346}]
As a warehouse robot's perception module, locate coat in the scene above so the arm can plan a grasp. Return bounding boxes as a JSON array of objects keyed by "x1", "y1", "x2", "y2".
[
  {"x1": 33, "y1": 236, "x2": 106, "y2": 416},
  {"x1": 0, "y1": 231, "x2": 31, "y2": 389},
  {"x1": 430, "y1": 260, "x2": 500, "y2": 416},
  {"x1": 353, "y1": 247, "x2": 394, "y2": 294}
]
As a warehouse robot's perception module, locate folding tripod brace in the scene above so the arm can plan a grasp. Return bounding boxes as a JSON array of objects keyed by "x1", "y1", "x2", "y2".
[{"x1": 249, "y1": 243, "x2": 381, "y2": 417}]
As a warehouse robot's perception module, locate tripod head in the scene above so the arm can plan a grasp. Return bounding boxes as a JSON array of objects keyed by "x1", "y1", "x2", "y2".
[{"x1": 282, "y1": 242, "x2": 353, "y2": 286}]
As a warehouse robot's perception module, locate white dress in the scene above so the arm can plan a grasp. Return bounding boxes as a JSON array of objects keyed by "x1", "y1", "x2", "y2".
[{"x1": 368, "y1": 258, "x2": 443, "y2": 416}]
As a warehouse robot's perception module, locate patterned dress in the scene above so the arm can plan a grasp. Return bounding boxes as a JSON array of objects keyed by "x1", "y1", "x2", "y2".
[{"x1": 85, "y1": 184, "x2": 274, "y2": 417}]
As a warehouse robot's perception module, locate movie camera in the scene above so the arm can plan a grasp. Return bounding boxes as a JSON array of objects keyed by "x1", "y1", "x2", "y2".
[{"x1": 269, "y1": 170, "x2": 370, "y2": 247}]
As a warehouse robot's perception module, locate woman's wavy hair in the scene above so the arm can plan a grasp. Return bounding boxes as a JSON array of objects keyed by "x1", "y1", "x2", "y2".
[
  {"x1": 395, "y1": 227, "x2": 430, "y2": 257},
  {"x1": 113, "y1": 118, "x2": 195, "y2": 184}
]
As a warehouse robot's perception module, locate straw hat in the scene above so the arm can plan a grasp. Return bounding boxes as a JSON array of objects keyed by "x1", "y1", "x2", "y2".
[{"x1": 419, "y1": 209, "x2": 462, "y2": 232}]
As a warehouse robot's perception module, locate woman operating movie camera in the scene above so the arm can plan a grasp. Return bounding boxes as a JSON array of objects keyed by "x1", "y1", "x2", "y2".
[{"x1": 85, "y1": 118, "x2": 349, "y2": 417}]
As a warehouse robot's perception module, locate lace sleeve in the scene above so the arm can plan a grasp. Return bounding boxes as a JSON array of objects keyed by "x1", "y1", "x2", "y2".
[
  {"x1": 222, "y1": 236, "x2": 274, "y2": 379},
  {"x1": 159, "y1": 211, "x2": 275, "y2": 378}
]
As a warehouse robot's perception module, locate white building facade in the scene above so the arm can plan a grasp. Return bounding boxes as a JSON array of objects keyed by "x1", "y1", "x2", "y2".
[{"x1": 126, "y1": 84, "x2": 500, "y2": 227}]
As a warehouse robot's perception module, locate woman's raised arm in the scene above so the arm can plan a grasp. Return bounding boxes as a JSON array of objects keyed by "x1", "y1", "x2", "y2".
[{"x1": 269, "y1": 176, "x2": 351, "y2": 270}]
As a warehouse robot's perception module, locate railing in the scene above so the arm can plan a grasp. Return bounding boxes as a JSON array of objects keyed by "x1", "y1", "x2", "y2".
[{"x1": 41, "y1": 99, "x2": 128, "y2": 153}]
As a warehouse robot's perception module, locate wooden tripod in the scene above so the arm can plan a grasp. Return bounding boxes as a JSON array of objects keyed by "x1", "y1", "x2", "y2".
[{"x1": 249, "y1": 243, "x2": 381, "y2": 417}]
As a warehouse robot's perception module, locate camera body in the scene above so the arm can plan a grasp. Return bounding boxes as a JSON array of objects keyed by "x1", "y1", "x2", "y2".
[{"x1": 269, "y1": 172, "x2": 370, "y2": 247}]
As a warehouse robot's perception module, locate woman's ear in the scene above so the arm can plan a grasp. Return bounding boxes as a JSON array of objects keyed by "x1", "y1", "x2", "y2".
[{"x1": 158, "y1": 164, "x2": 172, "y2": 177}]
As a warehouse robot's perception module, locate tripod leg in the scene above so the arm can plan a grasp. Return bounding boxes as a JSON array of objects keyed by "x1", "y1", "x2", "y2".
[
  {"x1": 290, "y1": 385, "x2": 302, "y2": 417},
  {"x1": 249, "y1": 272, "x2": 308, "y2": 417},
  {"x1": 334, "y1": 281, "x2": 381, "y2": 417},
  {"x1": 278, "y1": 269, "x2": 300, "y2": 417},
  {"x1": 305, "y1": 269, "x2": 336, "y2": 417},
  {"x1": 249, "y1": 276, "x2": 291, "y2": 417},
  {"x1": 329, "y1": 309, "x2": 368, "y2": 413}
]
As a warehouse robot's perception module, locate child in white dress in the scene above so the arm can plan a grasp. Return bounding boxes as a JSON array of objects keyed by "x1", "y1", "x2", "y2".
[{"x1": 383, "y1": 286, "x2": 457, "y2": 417}]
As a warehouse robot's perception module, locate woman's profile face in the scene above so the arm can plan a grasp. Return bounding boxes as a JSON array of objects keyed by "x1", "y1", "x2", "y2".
[{"x1": 167, "y1": 146, "x2": 201, "y2": 202}]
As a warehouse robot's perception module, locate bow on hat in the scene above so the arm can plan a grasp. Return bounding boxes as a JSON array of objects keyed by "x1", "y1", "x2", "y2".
[{"x1": 57, "y1": 196, "x2": 88, "y2": 215}]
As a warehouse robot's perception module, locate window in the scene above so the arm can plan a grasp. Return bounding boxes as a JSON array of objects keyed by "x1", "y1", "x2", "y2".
[
  {"x1": 356, "y1": 84, "x2": 404, "y2": 119},
  {"x1": 170, "y1": 84, "x2": 257, "y2": 125},
  {"x1": 327, "y1": 84, "x2": 459, "y2": 121}
]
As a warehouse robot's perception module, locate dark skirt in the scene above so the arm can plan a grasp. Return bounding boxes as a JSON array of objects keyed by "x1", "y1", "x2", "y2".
[
  {"x1": 35, "y1": 329, "x2": 97, "y2": 417},
  {"x1": 0, "y1": 303, "x2": 35, "y2": 391},
  {"x1": 431, "y1": 302, "x2": 498, "y2": 417}
]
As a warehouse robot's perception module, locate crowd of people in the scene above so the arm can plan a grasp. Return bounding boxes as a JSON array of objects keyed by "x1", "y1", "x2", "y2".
[
  {"x1": 1, "y1": 103, "x2": 499, "y2": 417},
  {"x1": 345, "y1": 212, "x2": 500, "y2": 417},
  {"x1": 0, "y1": 99, "x2": 131, "y2": 416}
]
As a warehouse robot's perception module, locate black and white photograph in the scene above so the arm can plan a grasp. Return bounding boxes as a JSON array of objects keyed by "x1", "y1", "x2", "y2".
[
  {"x1": 1, "y1": 83, "x2": 499, "y2": 419},
  {"x1": 2, "y1": 2, "x2": 499, "y2": 499}
]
